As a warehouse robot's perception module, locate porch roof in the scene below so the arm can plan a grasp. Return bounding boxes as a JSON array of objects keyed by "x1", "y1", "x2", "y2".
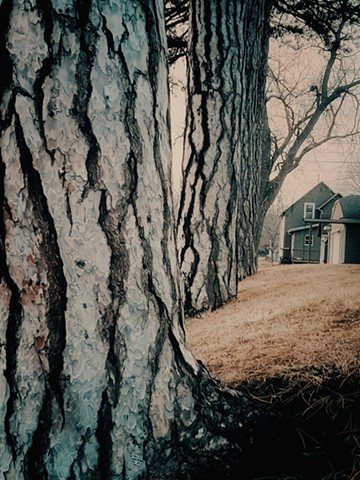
[
  {"x1": 288, "y1": 224, "x2": 319, "y2": 234},
  {"x1": 305, "y1": 218, "x2": 360, "y2": 225}
]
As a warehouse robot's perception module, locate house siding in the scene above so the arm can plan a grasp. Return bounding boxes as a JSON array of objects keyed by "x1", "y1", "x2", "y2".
[
  {"x1": 332, "y1": 202, "x2": 343, "y2": 221},
  {"x1": 292, "y1": 229, "x2": 321, "y2": 263},
  {"x1": 279, "y1": 183, "x2": 337, "y2": 263},
  {"x1": 279, "y1": 215, "x2": 286, "y2": 251},
  {"x1": 321, "y1": 200, "x2": 338, "y2": 219},
  {"x1": 344, "y1": 225, "x2": 360, "y2": 264}
]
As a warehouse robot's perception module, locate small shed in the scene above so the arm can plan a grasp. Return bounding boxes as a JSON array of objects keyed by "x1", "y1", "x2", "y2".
[{"x1": 329, "y1": 195, "x2": 360, "y2": 264}]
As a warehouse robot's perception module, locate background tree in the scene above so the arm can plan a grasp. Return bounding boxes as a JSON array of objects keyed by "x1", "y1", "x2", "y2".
[
  {"x1": 176, "y1": 0, "x2": 360, "y2": 315},
  {"x1": 259, "y1": 195, "x2": 284, "y2": 261},
  {"x1": 0, "y1": 1, "x2": 266, "y2": 478},
  {"x1": 176, "y1": 0, "x2": 272, "y2": 315},
  {"x1": 340, "y1": 142, "x2": 360, "y2": 193}
]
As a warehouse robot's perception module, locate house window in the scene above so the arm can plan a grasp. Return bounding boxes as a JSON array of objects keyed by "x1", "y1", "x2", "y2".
[
  {"x1": 304, "y1": 202, "x2": 315, "y2": 219},
  {"x1": 304, "y1": 234, "x2": 314, "y2": 246}
]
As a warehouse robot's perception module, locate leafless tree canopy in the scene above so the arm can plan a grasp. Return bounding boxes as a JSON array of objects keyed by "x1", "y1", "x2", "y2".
[
  {"x1": 273, "y1": 0, "x2": 360, "y2": 45},
  {"x1": 266, "y1": 1, "x2": 360, "y2": 202},
  {"x1": 165, "y1": 0, "x2": 188, "y2": 64}
]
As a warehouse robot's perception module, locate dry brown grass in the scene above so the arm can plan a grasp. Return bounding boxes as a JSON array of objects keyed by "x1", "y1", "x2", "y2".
[{"x1": 186, "y1": 262, "x2": 360, "y2": 385}]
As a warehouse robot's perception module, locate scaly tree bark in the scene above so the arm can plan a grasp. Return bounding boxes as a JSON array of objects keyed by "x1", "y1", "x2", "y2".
[
  {"x1": 0, "y1": 1, "x2": 265, "y2": 478},
  {"x1": 177, "y1": 0, "x2": 272, "y2": 315}
]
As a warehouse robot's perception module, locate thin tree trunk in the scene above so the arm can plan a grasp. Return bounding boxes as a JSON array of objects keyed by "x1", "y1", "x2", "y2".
[
  {"x1": 177, "y1": 0, "x2": 272, "y2": 315},
  {"x1": 0, "y1": 2, "x2": 263, "y2": 478}
]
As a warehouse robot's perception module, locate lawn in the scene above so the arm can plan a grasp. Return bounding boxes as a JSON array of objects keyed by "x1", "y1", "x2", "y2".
[
  {"x1": 187, "y1": 262, "x2": 360, "y2": 385},
  {"x1": 186, "y1": 262, "x2": 360, "y2": 479}
]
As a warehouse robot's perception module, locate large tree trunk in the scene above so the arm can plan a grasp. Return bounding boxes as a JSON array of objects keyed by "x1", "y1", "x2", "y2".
[
  {"x1": 177, "y1": 0, "x2": 272, "y2": 315},
  {"x1": 0, "y1": 2, "x2": 263, "y2": 478}
]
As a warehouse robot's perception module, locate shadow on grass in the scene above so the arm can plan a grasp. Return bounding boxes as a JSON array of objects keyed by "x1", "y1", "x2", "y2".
[{"x1": 185, "y1": 367, "x2": 360, "y2": 480}]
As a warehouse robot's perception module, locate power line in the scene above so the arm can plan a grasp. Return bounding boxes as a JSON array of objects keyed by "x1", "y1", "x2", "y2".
[{"x1": 301, "y1": 160, "x2": 360, "y2": 164}]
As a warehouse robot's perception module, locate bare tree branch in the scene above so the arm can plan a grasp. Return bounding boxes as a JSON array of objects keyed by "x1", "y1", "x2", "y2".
[
  {"x1": 266, "y1": 16, "x2": 360, "y2": 204},
  {"x1": 165, "y1": 0, "x2": 189, "y2": 64}
]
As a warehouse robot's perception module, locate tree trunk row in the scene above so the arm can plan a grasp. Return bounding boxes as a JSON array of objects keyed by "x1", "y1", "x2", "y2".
[
  {"x1": 177, "y1": 0, "x2": 272, "y2": 315},
  {"x1": 0, "y1": 1, "x2": 265, "y2": 478}
]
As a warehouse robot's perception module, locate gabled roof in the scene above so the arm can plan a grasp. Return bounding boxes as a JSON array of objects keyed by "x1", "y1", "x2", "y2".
[
  {"x1": 337, "y1": 195, "x2": 360, "y2": 220},
  {"x1": 281, "y1": 182, "x2": 336, "y2": 216},
  {"x1": 318, "y1": 193, "x2": 342, "y2": 210}
]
